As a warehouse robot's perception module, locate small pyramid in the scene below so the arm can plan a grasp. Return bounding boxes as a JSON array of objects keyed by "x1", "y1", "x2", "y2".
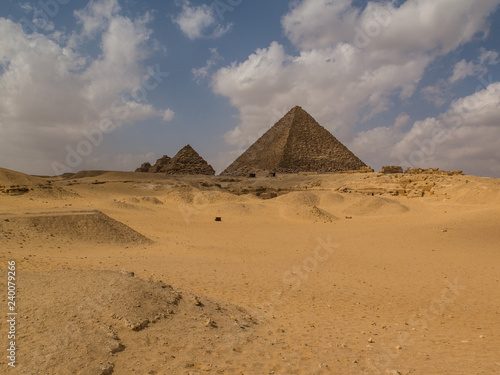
[
  {"x1": 164, "y1": 145, "x2": 215, "y2": 175},
  {"x1": 135, "y1": 162, "x2": 152, "y2": 173},
  {"x1": 149, "y1": 155, "x2": 172, "y2": 173},
  {"x1": 221, "y1": 106, "x2": 367, "y2": 175}
]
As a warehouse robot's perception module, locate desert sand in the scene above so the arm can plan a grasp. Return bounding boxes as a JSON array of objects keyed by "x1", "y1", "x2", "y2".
[{"x1": 1, "y1": 167, "x2": 499, "y2": 374}]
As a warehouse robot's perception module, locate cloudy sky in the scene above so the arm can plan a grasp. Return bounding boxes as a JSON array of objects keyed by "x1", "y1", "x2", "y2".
[{"x1": 1, "y1": 0, "x2": 500, "y2": 177}]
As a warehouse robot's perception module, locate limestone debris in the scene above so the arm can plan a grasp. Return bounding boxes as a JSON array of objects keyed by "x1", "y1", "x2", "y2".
[
  {"x1": 405, "y1": 167, "x2": 463, "y2": 175},
  {"x1": 381, "y1": 166, "x2": 404, "y2": 174}
]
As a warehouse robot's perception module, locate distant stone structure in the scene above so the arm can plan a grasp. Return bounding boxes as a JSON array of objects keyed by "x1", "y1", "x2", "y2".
[
  {"x1": 221, "y1": 106, "x2": 367, "y2": 176},
  {"x1": 358, "y1": 166, "x2": 374, "y2": 173},
  {"x1": 405, "y1": 167, "x2": 463, "y2": 175},
  {"x1": 149, "y1": 155, "x2": 172, "y2": 173},
  {"x1": 381, "y1": 166, "x2": 403, "y2": 174},
  {"x1": 164, "y1": 145, "x2": 215, "y2": 175},
  {"x1": 135, "y1": 162, "x2": 152, "y2": 173},
  {"x1": 135, "y1": 145, "x2": 215, "y2": 175}
]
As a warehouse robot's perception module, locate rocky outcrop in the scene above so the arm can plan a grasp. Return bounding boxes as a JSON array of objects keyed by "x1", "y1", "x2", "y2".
[
  {"x1": 381, "y1": 166, "x2": 403, "y2": 174},
  {"x1": 163, "y1": 145, "x2": 215, "y2": 175},
  {"x1": 221, "y1": 106, "x2": 367, "y2": 176},
  {"x1": 405, "y1": 167, "x2": 463, "y2": 175}
]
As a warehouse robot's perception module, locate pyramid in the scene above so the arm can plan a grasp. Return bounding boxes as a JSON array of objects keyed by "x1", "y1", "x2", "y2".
[
  {"x1": 135, "y1": 162, "x2": 152, "y2": 173},
  {"x1": 148, "y1": 155, "x2": 172, "y2": 173},
  {"x1": 163, "y1": 145, "x2": 215, "y2": 175},
  {"x1": 221, "y1": 106, "x2": 367, "y2": 175}
]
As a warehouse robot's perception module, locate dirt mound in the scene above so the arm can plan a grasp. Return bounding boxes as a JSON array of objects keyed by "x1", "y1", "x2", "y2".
[
  {"x1": 319, "y1": 192, "x2": 346, "y2": 206},
  {"x1": 7, "y1": 269, "x2": 257, "y2": 375},
  {"x1": 212, "y1": 202, "x2": 269, "y2": 218},
  {"x1": 110, "y1": 200, "x2": 153, "y2": 211},
  {"x1": 280, "y1": 204, "x2": 338, "y2": 223},
  {"x1": 161, "y1": 188, "x2": 196, "y2": 204},
  {"x1": 192, "y1": 190, "x2": 245, "y2": 204},
  {"x1": 342, "y1": 196, "x2": 409, "y2": 216},
  {"x1": 141, "y1": 196, "x2": 163, "y2": 204},
  {"x1": 274, "y1": 191, "x2": 321, "y2": 206},
  {"x1": 0, "y1": 211, "x2": 151, "y2": 244}
]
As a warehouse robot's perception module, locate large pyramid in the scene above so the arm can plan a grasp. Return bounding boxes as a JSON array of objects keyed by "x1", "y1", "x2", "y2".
[
  {"x1": 221, "y1": 106, "x2": 367, "y2": 176},
  {"x1": 164, "y1": 145, "x2": 215, "y2": 175}
]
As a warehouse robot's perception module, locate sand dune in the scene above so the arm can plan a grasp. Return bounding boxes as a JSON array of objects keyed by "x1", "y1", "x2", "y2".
[
  {"x1": 319, "y1": 191, "x2": 345, "y2": 206},
  {"x1": 273, "y1": 190, "x2": 321, "y2": 206},
  {"x1": 278, "y1": 203, "x2": 338, "y2": 223},
  {"x1": 342, "y1": 196, "x2": 410, "y2": 217}
]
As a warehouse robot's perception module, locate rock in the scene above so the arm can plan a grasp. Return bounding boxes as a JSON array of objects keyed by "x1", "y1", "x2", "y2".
[
  {"x1": 381, "y1": 166, "x2": 403, "y2": 174},
  {"x1": 405, "y1": 167, "x2": 463, "y2": 175},
  {"x1": 359, "y1": 166, "x2": 374, "y2": 173}
]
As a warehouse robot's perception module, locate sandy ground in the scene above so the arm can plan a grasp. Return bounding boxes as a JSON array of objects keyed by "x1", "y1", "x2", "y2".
[{"x1": 0, "y1": 168, "x2": 499, "y2": 374}]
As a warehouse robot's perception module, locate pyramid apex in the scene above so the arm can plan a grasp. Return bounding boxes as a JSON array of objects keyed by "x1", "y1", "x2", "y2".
[{"x1": 288, "y1": 105, "x2": 312, "y2": 117}]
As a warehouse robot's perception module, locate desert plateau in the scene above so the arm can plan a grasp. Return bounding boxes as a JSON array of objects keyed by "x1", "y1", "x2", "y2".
[{"x1": 1, "y1": 166, "x2": 499, "y2": 374}]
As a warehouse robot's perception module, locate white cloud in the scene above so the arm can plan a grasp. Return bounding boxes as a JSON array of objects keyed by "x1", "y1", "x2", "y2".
[
  {"x1": 393, "y1": 82, "x2": 500, "y2": 176},
  {"x1": 212, "y1": 0, "x2": 500, "y2": 177},
  {"x1": 173, "y1": 1, "x2": 231, "y2": 40},
  {"x1": 449, "y1": 59, "x2": 487, "y2": 84},
  {"x1": 479, "y1": 48, "x2": 499, "y2": 65},
  {"x1": 0, "y1": 0, "x2": 173, "y2": 175},
  {"x1": 421, "y1": 81, "x2": 448, "y2": 107},
  {"x1": 162, "y1": 109, "x2": 175, "y2": 122},
  {"x1": 394, "y1": 113, "x2": 410, "y2": 130},
  {"x1": 350, "y1": 114, "x2": 408, "y2": 171},
  {"x1": 349, "y1": 83, "x2": 500, "y2": 176},
  {"x1": 74, "y1": 0, "x2": 121, "y2": 37},
  {"x1": 281, "y1": 0, "x2": 359, "y2": 50},
  {"x1": 282, "y1": 0, "x2": 497, "y2": 53},
  {"x1": 449, "y1": 48, "x2": 499, "y2": 83},
  {"x1": 192, "y1": 48, "x2": 223, "y2": 83},
  {"x1": 86, "y1": 152, "x2": 156, "y2": 171}
]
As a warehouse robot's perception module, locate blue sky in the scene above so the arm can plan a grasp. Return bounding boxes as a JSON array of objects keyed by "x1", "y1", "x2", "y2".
[{"x1": 1, "y1": 0, "x2": 500, "y2": 177}]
